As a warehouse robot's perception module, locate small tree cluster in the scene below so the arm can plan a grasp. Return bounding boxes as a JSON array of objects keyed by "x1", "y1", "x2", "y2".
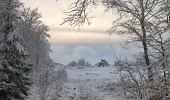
[{"x1": 68, "y1": 58, "x2": 92, "y2": 67}]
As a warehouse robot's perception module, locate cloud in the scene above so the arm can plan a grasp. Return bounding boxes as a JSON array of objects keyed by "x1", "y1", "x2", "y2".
[
  {"x1": 22, "y1": 0, "x2": 141, "y2": 65},
  {"x1": 49, "y1": 28, "x2": 127, "y2": 44}
]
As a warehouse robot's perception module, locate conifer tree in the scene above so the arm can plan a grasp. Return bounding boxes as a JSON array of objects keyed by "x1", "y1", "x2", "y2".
[{"x1": 0, "y1": 0, "x2": 31, "y2": 99}]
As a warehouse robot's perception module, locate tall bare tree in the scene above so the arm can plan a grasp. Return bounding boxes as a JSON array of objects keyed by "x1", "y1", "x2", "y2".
[
  {"x1": 63, "y1": 0, "x2": 167, "y2": 88},
  {"x1": 104, "y1": 0, "x2": 167, "y2": 87}
]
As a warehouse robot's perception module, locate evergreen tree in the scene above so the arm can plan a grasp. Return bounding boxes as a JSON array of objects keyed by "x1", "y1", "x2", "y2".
[
  {"x1": 98, "y1": 59, "x2": 109, "y2": 67},
  {"x1": 0, "y1": 0, "x2": 31, "y2": 99}
]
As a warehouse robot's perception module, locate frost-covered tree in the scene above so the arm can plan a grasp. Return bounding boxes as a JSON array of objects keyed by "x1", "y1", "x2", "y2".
[
  {"x1": 62, "y1": 0, "x2": 168, "y2": 89},
  {"x1": 61, "y1": 0, "x2": 170, "y2": 99},
  {"x1": 102, "y1": 0, "x2": 167, "y2": 88},
  {"x1": 18, "y1": 8, "x2": 50, "y2": 72},
  {"x1": 17, "y1": 7, "x2": 68, "y2": 100},
  {"x1": 51, "y1": 66, "x2": 67, "y2": 100},
  {"x1": 0, "y1": 0, "x2": 31, "y2": 99},
  {"x1": 114, "y1": 57, "x2": 147, "y2": 99}
]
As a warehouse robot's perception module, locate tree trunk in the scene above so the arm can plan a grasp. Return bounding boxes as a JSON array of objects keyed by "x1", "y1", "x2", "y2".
[
  {"x1": 140, "y1": 0, "x2": 153, "y2": 88},
  {"x1": 142, "y1": 41, "x2": 154, "y2": 86}
]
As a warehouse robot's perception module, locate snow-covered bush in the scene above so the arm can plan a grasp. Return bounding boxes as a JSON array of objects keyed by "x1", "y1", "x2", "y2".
[
  {"x1": 50, "y1": 66, "x2": 68, "y2": 100},
  {"x1": 114, "y1": 57, "x2": 148, "y2": 99},
  {"x1": 77, "y1": 84, "x2": 103, "y2": 100}
]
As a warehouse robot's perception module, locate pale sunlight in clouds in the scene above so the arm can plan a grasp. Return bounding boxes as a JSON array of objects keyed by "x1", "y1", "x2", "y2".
[
  {"x1": 22, "y1": 0, "x2": 138, "y2": 64},
  {"x1": 49, "y1": 30, "x2": 124, "y2": 43},
  {"x1": 22, "y1": 0, "x2": 116, "y2": 43}
]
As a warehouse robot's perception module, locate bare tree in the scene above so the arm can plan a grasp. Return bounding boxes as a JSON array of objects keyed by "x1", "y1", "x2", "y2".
[
  {"x1": 61, "y1": 0, "x2": 99, "y2": 27},
  {"x1": 18, "y1": 8, "x2": 50, "y2": 72},
  {"x1": 37, "y1": 65, "x2": 67, "y2": 100},
  {"x1": 102, "y1": 0, "x2": 168, "y2": 88},
  {"x1": 114, "y1": 54, "x2": 148, "y2": 99},
  {"x1": 62, "y1": 0, "x2": 168, "y2": 88},
  {"x1": 17, "y1": 7, "x2": 66, "y2": 100},
  {"x1": 61, "y1": 0, "x2": 170, "y2": 99}
]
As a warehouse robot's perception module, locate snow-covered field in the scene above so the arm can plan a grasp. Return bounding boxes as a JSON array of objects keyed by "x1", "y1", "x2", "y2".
[
  {"x1": 67, "y1": 66, "x2": 119, "y2": 80},
  {"x1": 27, "y1": 66, "x2": 136, "y2": 100},
  {"x1": 64, "y1": 66, "x2": 127, "y2": 100}
]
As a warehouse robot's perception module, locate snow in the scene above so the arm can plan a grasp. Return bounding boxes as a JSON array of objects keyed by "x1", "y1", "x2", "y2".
[
  {"x1": 67, "y1": 66, "x2": 119, "y2": 81},
  {"x1": 27, "y1": 65, "x2": 137, "y2": 100},
  {"x1": 64, "y1": 66, "x2": 123, "y2": 100},
  {"x1": 15, "y1": 42, "x2": 27, "y2": 54},
  {"x1": 7, "y1": 31, "x2": 23, "y2": 42}
]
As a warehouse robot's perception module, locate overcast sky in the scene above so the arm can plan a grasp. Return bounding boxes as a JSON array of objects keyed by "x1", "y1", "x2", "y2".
[{"x1": 22, "y1": 0, "x2": 140, "y2": 64}]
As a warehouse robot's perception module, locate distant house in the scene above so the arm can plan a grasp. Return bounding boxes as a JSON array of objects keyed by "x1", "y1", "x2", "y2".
[{"x1": 97, "y1": 59, "x2": 109, "y2": 67}]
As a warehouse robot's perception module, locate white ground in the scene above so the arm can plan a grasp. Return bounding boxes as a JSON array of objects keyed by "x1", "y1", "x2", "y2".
[
  {"x1": 27, "y1": 66, "x2": 135, "y2": 100},
  {"x1": 64, "y1": 66, "x2": 127, "y2": 100}
]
